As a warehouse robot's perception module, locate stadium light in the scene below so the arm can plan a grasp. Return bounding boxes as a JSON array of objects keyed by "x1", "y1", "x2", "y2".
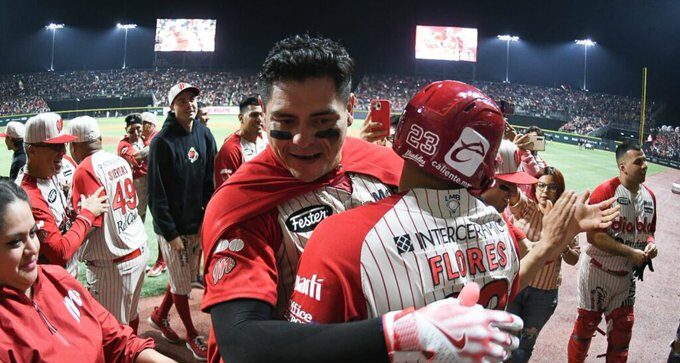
[
  {"x1": 117, "y1": 23, "x2": 137, "y2": 69},
  {"x1": 497, "y1": 35, "x2": 519, "y2": 83},
  {"x1": 575, "y1": 39, "x2": 596, "y2": 91},
  {"x1": 45, "y1": 23, "x2": 64, "y2": 71}
]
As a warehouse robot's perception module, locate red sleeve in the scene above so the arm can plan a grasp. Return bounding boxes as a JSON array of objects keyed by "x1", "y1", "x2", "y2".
[
  {"x1": 117, "y1": 140, "x2": 140, "y2": 169},
  {"x1": 96, "y1": 297, "x2": 155, "y2": 362},
  {"x1": 201, "y1": 209, "x2": 283, "y2": 311},
  {"x1": 502, "y1": 214, "x2": 522, "y2": 302},
  {"x1": 214, "y1": 136, "x2": 243, "y2": 187},
  {"x1": 24, "y1": 183, "x2": 95, "y2": 266},
  {"x1": 71, "y1": 158, "x2": 104, "y2": 227},
  {"x1": 288, "y1": 216, "x2": 367, "y2": 324}
]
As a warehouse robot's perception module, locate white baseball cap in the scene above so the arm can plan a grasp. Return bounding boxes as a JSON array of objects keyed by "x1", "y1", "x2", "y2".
[
  {"x1": 25, "y1": 112, "x2": 77, "y2": 144},
  {"x1": 67, "y1": 116, "x2": 102, "y2": 143},
  {"x1": 141, "y1": 112, "x2": 157, "y2": 126},
  {"x1": 494, "y1": 139, "x2": 537, "y2": 185},
  {"x1": 168, "y1": 82, "x2": 200, "y2": 106},
  {"x1": 0, "y1": 121, "x2": 26, "y2": 139}
]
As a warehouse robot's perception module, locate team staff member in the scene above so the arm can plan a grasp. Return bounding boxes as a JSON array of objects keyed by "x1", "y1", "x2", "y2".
[
  {"x1": 68, "y1": 116, "x2": 149, "y2": 333},
  {"x1": 197, "y1": 101, "x2": 210, "y2": 126},
  {"x1": 147, "y1": 82, "x2": 216, "y2": 361},
  {"x1": 0, "y1": 180, "x2": 175, "y2": 363},
  {"x1": 214, "y1": 96, "x2": 268, "y2": 186},
  {"x1": 1, "y1": 121, "x2": 27, "y2": 180},
  {"x1": 140, "y1": 112, "x2": 167, "y2": 278},
  {"x1": 288, "y1": 81, "x2": 617, "y2": 328},
  {"x1": 568, "y1": 143, "x2": 658, "y2": 363},
  {"x1": 20, "y1": 112, "x2": 106, "y2": 276},
  {"x1": 202, "y1": 34, "x2": 523, "y2": 363}
]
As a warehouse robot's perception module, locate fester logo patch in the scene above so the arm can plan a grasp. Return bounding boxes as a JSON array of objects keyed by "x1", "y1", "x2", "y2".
[{"x1": 444, "y1": 127, "x2": 490, "y2": 177}]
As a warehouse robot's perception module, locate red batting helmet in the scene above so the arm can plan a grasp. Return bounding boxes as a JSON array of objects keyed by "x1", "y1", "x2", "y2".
[{"x1": 393, "y1": 80, "x2": 504, "y2": 192}]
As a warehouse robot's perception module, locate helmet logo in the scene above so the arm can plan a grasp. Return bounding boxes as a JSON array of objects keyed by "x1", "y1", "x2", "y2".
[{"x1": 444, "y1": 127, "x2": 489, "y2": 177}]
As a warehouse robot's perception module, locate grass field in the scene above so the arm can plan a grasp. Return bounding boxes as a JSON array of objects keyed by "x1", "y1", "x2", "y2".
[{"x1": 0, "y1": 115, "x2": 668, "y2": 297}]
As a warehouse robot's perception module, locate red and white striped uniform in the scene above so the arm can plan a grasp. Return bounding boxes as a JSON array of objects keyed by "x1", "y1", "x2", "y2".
[
  {"x1": 71, "y1": 150, "x2": 148, "y2": 324},
  {"x1": 204, "y1": 172, "x2": 392, "y2": 318},
  {"x1": 578, "y1": 177, "x2": 656, "y2": 313},
  {"x1": 213, "y1": 131, "x2": 268, "y2": 186},
  {"x1": 288, "y1": 188, "x2": 521, "y2": 324}
]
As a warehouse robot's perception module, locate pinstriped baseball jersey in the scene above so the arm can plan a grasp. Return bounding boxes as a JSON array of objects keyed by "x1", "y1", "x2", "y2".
[
  {"x1": 288, "y1": 188, "x2": 521, "y2": 324},
  {"x1": 14, "y1": 154, "x2": 77, "y2": 191},
  {"x1": 585, "y1": 177, "x2": 656, "y2": 272},
  {"x1": 214, "y1": 131, "x2": 268, "y2": 186},
  {"x1": 71, "y1": 150, "x2": 147, "y2": 262},
  {"x1": 206, "y1": 172, "x2": 392, "y2": 318}
]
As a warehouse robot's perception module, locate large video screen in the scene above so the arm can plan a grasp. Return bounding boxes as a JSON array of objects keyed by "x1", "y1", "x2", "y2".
[
  {"x1": 155, "y1": 19, "x2": 216, "y2": 52},
  {"x1": 415, "y1": 25, "x2": 478, "y2": 62}
]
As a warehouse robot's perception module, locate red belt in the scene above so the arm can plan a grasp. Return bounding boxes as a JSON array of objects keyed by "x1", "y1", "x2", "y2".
[
  {"x1": 590, "y1": 258, "x2": 629, "y2": 276},
  {"x1": 113, "y1": 248, "x2": 142, "y2": 264}
]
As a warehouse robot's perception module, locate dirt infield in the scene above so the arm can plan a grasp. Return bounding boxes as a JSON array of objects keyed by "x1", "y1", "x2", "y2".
[{"x1": 138, "y1": 168, "x2": 680, "y2": 362}]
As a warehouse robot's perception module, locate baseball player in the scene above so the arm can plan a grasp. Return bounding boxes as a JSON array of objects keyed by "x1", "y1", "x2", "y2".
[
  {"x1": 201, "y1": 35, "x2": 526, "y2": 363},
  {"x1": 19, "y1": 112, "x2": 107, "y2": 276},
  {"x1": 197, "y1": 101, "x2": 210, "y2": 126},
  {"x1": 213, "y1": 96, "x2": 268, "y2": 186},
  {"x1": 68, "y1": 116, "x2": 148, "y2": 333},
  {"x1": 117, "y1": 113, "x2": 149, "y2": 222},
  {"x1": 1, "y1": 121, "x2": 27, "y2": 180},
  {"x1": 147, "y1": 82, "x2": 216, "y2": 361},
  {"x1": 288, "y1": 81, "x2": 617, "y2": 326},
  {"x1": 568, "y1": 142, "x2": 658, "y2": 363}
]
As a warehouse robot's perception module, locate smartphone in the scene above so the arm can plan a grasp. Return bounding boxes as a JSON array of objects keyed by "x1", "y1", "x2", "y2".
[
  {"x1": 370, "y1": 99, "x2": 391, "y2": 134},
  {"x1": 526, "y1": 134, "x2": 546, "y2": 151}
]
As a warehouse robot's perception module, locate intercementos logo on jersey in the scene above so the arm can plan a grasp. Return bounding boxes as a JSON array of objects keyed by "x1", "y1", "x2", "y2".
[{"x1": 444, "y1": 127, "x2": 490, "y2": 177}]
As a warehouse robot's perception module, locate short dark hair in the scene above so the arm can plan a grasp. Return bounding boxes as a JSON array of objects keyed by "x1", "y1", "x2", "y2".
[
  {"x1": 0, "y1": 179, "x2": 29, "y2": 232},
  {"x1": 259, "y1": 34, "x2": 354, "y2": 103},
  {"x1": 527, "y1": 126, "x2": 544, "y2": 137},
  {"x1": 239, "y1": 97, "x2": 260, "y2": 115},
  {"x1": 197, "y1": 101, "x2": 207, "y2": 110},
  {"x1": 125, "y1": 113, "x2": 143, "y2": 127},
  {"x1": 616, "y1": 142, "x2": 642, "y2": 163}
]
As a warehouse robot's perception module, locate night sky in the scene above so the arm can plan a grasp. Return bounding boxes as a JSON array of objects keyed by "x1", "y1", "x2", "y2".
[{"x1": 1, "y1": 0, "x2": 678, "y2": 120}]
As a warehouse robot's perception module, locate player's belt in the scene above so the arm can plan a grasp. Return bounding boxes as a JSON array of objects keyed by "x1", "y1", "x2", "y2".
[
  {"x1": 590, "y1": 258, "x2": 629, "y2": 276},
  {"x1": 112, "y1": 247, "x2": 142, "y2": 264}
]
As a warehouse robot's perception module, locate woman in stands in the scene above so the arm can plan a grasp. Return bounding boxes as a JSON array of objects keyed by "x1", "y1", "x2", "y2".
[
  {"x1": 505, "y1": 166, "x2": 581, "y2": 363},
  {"x1": 0, "y1": 179, "x2": 175, "y2": 363}
]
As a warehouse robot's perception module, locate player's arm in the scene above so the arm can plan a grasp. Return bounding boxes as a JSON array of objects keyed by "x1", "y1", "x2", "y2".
[
  {"x1": 117, "y1": 141, "x2": 141, "y2": 169},
  {"x1": 561, "y1": 237, "x2": 581, "y2": 266},
  {"x1": 146, "y1": 140, "x2": 179, "y2": 241},
  {"x1": 71, "y1": 166, "x2": 105, "y2": 228},
  {"x1": 643, "y1": 187, "x2": 658, "y2": 260},
  {"x1": 214, "y1": 140, "x2": 242, "y2": 187}
]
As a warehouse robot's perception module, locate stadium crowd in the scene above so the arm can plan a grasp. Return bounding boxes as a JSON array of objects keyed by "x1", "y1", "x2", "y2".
[{"x1": 645, "y1": 125, "x2": 680, "y2": 161}]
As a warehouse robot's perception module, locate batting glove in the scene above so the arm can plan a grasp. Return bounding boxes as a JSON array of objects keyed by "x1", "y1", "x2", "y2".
[{"x1": 382, "y1": 283, "x2": 523, "y2": 363}]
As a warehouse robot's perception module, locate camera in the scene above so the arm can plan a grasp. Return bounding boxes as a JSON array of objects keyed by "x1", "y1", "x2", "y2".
[{"x1": 372, "y1": 102, "x2": 382, "y2": 111}]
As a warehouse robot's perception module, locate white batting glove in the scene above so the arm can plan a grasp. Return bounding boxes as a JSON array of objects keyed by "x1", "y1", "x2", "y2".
[{"x1": 382, "y1": 283, "x2": 523, "y2": 363}]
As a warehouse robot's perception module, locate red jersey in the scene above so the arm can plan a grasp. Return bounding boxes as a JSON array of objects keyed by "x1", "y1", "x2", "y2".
[
  {"x1": 117, "y1": 136, "x2": 147, "y2": 179},
  {"x1": 21, "y1": 173, "x2": 95, "y2": 274},
  {"x1": 288, "y1": 188, "x2": 521, "y2": 324},
  {"x1": 144, "y1": 130, "x2": 158, "y2": 146},
  {"x1": 0, "y1": 265, "x2": 154, "y2": 362},
  {"x1": 586, "y1": 177, "x2": 656, "y2": 271},
  {"x1": 201, "y1": 137, "x2": 403, "y2": 363},
  {"x1": 214, "y1": 131, "x2": 268, "y2": 186}
]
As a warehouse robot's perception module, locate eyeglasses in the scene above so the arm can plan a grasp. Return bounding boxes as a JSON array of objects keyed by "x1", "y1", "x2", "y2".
[{"x1": 536, "y1": 182, "x2": 559, "y2": 192}]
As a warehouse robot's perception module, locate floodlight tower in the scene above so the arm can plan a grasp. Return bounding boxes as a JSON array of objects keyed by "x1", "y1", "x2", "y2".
[
  {"x1": 497, "y1": 35, "x2": 519, "y2": 83},
  {"x1": 45, "y1": 23, "x2": 64, "y2": 71},
  {"x1": 575, "y1": 39, "x2": 596, "y2": 91},
  {"x1": 117, "y1": 23, "x2": 137, "y2": 69}
]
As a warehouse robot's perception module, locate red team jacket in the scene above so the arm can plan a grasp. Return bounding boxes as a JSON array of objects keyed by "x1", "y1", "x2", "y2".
[
  {"x1": 117, "y1": 136, "x2": 147, "y2": 180},
  {"x1": 288, "y1": 189, "x2": 523, "y2": 324},
  {"x1": 213, "y1": 131, "x2": 268, "y2": 187},
  {"x1": 0, "y1": 265, "x2": 154, "y2": 362}
]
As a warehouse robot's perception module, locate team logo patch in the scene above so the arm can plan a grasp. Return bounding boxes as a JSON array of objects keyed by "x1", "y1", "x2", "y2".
[
  {"x1": 285, "y1": 205, "x2": 333, "y2": 233},
  {"x1": 617, "y1": 197, "x2": 630, "y2": 205},
  {"x1": 121, "y1": 146, "x2": 129, "y2": 155},
  {"x1": 394, "y1": 234, "x2": 414, "y2": 254},
  {"x1": 228, "y1": 239, "x2": 245, "y2": 252},
  {"x1": 56, "y1": 118, "x2": 64, "y2": 132},
  {"x1": 444, "y1": 127, "x2": 490, "y2": 177},
  {"x1": 212, "y1": 257, "x2": 237, "y2": 285},
  {"x1": 48, "y1": 189, "x2": 57, "y2": 203},
  {"x1": 243, "y1": 146, "x2": 254, "y2": 156},
  {"x1": 63, "y1": 289, "x2": 83, "y2": 323},
  {"x1": 445, "y1": 194, "x2": 460, "y2": 213},
  {"x1": 644, "y1": 207, "x2": 654, "y2": 214},
  {"x1": 188, "y1": 147, "x2": 199, "y2": 163}
]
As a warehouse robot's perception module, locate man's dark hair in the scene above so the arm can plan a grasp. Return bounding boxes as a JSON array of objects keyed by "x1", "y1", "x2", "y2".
[
  {"x1": 527, "y1": 126, "x2": 544, "y2": 137},
  {"x1": 239, "y1": 97, "x2": 260, "y2": 115},
  {"x1": 616, "y1": 142, "x2": 642, "y2": 163},
  {"x1": 259, "y1": 34, "x2": 355, "y2": 103},
  {"x1": 197, "y1": 101, "x2": 207, "y2": 110}
]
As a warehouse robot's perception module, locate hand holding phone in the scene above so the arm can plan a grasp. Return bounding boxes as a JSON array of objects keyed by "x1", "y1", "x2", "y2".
[{"x1": 369, "y1": 99, "x2": 391, "y2": 134}]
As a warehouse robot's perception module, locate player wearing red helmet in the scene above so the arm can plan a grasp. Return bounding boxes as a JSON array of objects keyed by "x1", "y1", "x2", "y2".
[{"x1": 288, "y1": 81, "x2": 620, "y2": 361}]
